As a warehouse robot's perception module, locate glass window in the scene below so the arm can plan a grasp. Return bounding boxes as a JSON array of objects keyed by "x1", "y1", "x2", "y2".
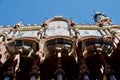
[
  {"x1": 15, "y1": 40, "x2": 22, "y2": 46},
  {"x1": 23, "y1": 41, "x2": 32, "y2": 47}
]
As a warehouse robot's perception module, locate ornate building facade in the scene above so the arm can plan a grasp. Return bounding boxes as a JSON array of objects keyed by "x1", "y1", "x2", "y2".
[{"x1": 0, "y1": 12, "x2": 120, "y2": 80}]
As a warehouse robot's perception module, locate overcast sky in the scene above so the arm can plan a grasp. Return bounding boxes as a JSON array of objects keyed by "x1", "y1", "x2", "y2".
[{"x1": 0, "y1": 0, "x2": 120, "y2": 26}]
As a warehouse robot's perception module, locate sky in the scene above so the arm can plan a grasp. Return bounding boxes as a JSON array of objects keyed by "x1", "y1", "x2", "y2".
[{"x1": 0, "y1": 0, "x2": 120, "y2": 26}]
